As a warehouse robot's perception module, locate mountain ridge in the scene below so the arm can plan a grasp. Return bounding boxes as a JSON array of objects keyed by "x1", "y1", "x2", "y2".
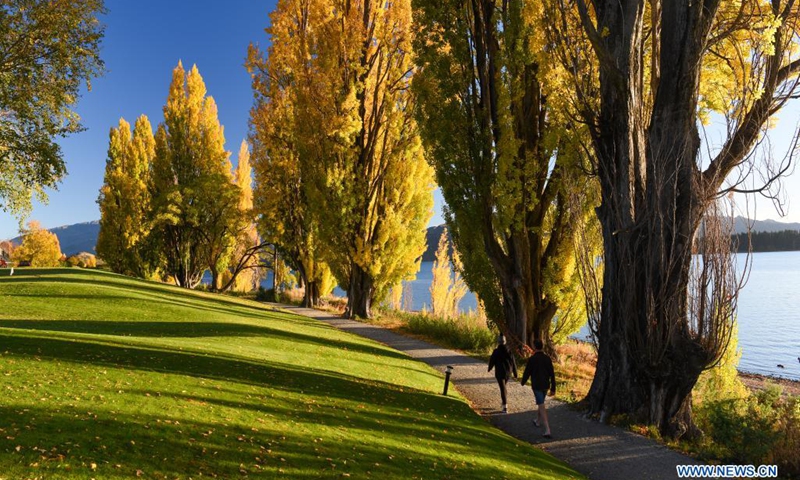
[{"x1": 5, "y1": 216, "x2": 800, "y2": 258}]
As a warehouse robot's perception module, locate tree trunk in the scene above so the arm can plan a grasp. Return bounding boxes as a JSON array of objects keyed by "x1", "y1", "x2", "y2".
[
  {"x1": 272, "y1": 248, "x2": 279, "y2": 292},
  {"x1": 586, "y1": 202, "x2": 707, "y2": 439},
  {"x1": 302, "y1": 280, "x2": 320, "y2": 308},
  {"x1": 346, "y1": 264, "x2": 374, "y2": 319},
  {"x1": 210, "y1": 267, "x2": 221, "y2": 292}
]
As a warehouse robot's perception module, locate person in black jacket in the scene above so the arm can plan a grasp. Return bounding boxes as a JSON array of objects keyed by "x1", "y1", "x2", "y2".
[
  {"x1": 488, "y1": 334, "x2": 517, "y2": 413},
  {"x1": 521, "y1": 339, "x2": 556, "y2": 438}
]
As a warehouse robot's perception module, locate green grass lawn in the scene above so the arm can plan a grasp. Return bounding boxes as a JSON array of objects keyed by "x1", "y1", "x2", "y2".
[{"x1": 0, "y1": 268, "x2": 581, "y2": 479}]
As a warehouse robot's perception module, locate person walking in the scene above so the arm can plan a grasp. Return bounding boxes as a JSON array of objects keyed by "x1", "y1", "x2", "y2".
[
  {"x1": 488, "y1": 334, "x2": 517, "y2": 413},
  {"x1": 521, "y1": 339, "x2": 556, "y2": 438}
]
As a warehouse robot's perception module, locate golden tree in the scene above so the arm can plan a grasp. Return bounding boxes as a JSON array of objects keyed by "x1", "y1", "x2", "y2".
[
  {"x1": 248, "y1": 27, "x2": 333, "y2": 308},
  {"x1": 225, "y1": 141, "x2": 264, "y2": 292},
  {"x1": 13, "y1": 221, "x2": 62, "y2": 267},
  {"x1": 413, "y1": 0, "x2": 600, "y2": 350},
  {"x1": 429, "y1": 229, "x2": 469, "y2": 319},
  {"x1": 294, "y1": 0, "x2": 434, "y2": 318},
  {"x1": 150, "y1": 62, "x2": 238, "y2": 288},
  {"x1": 97, "y1": 116, "x2": 156, "y2": 278}
]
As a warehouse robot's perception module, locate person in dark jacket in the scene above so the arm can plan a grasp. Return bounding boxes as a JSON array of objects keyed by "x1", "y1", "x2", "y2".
[
  {"x1": 521, "y1": 339, "x2": 556, "y2": 438},
  {"x1": 488, "y1": 334, "x2": 517, "y2": 413}
]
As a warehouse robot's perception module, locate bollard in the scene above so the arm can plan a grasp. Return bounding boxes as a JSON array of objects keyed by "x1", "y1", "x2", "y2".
[{"x1": 442, "y1": 365, "x2": 453, "y2": 395}]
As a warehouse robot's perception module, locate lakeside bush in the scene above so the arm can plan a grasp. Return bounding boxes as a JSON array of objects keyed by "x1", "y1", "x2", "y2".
[
  {"x1": 695, "y1": 386, "x2": 799, "y2": 476},
  {"x1": 381, "y1": 309, "x2": 497, "y2": 355}
]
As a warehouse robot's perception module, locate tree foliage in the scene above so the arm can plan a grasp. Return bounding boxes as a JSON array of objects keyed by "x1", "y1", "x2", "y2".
[
  {"x1": 149, "y1": 62, "x2": 238, "y2": 288},
  {"x1": 249, "y1": 0, "x2": 434, "y2": 315},
  {"x1": 0, "y1": 0, "x2": 105, "y2": 218},
  {"x1": 227, "y1": 141, "x2": 264, "y2": 293},
  {"x1": 97, "y1": 116, "x2": 156, "y2": 278},
  {"x1": 412, "y1": 0, "x2": 600, "y2": 350},
  {"x1": 248, "y1": 31, "x2": 332, "y2": 308},
  {"x1": 429, "y1": 229, "x2": 468, "y2": 319},
  {"x1": 13, "y1": 220, "x2": 62, "y2": 267}
]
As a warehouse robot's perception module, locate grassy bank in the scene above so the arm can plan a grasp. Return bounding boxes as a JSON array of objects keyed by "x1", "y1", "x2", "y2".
[{"x1": 0, "y1": 269, "x2": 581, "y2": 479}]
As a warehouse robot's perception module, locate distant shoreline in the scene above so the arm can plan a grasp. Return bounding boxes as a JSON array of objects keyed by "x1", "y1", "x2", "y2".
[{"x1": 739, "y1": 371, "x2": 800, "y2": 396}]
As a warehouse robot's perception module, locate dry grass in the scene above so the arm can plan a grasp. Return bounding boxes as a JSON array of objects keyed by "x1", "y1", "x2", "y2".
[{"x1": 553, "y1": 340, "x2": 597, "y2": 403}]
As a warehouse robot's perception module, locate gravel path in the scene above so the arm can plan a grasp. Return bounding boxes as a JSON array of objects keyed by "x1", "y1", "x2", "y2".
[{"x1": 277, "y1": 305, "x2": 701, "y2": 480}]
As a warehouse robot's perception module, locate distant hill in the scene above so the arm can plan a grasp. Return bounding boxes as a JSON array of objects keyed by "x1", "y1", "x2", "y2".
[
  {"x1": 733, "y1": 216, "x2": 800, "y2": 234},
  {"x1": 6, "y1": 216, "x2": 799, "y2": 260},
  {"x1": 422, "y1": 224, "x2": 447, "y2": 262},
  {"x1": 422, "y1": 217, "x2": 800, "y2": 260},
  {"x1": 10, "y1": 221, "x2": 99, "y2": 256}
]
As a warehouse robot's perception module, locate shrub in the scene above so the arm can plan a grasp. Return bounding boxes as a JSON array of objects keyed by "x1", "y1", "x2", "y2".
[
  {"x1": 694, "y1": 323, "x2": 748, "y2": 404},
  {"x1": 255, "y1": 286, "x2": 274, "y2": 302},
  {"x1": 695, "y1": 386, "x2": 800, "y2": 476},
  {"x1": 401, "y1": 311, "x2": 496, "y2": 354}
]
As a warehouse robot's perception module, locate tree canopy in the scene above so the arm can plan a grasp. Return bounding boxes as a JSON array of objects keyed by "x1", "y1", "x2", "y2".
[
  {"x1": 412, "y1": 0, "x2": 600, "y2": 350},
  {"x1": 13, "y1": 220, "x2": 62, "y2": 267},
  {"x1": 150, "y1": 62, "x2": 238, "y2": 288},
  {"x1": 0, "y1": 0, "x2": 105, "y2": 219},
  {"x1": 250, "y1": 0, "x2": 434, "y2": 316},
  {"x1": 97, "y1": 116, "x2": 156, "y2": 278}
]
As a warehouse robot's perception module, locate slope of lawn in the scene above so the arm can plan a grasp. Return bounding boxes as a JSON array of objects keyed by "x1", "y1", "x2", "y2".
[{"x1": 0, "y1": 268, "x2": 581, "y2": 479}]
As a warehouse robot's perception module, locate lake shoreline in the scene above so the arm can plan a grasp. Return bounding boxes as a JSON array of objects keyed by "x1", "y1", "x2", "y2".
[{"x1": 739, "y1": 371, "x2": 800, "y2": 396}]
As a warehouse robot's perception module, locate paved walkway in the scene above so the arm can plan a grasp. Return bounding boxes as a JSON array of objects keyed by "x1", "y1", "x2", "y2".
[{"x1": 276, "y1": 305, "x2": 700, "y2": 480}]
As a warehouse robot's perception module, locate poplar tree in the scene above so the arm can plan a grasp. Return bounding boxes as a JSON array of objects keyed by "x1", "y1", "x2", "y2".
[
  {"x1": 150, "y1": 62, "x2": 236, "y2": 288},
  {"x1": 225, "y1": 141, "x2": 265, "y2": 292},
  {"x1": 248, "y1": 36, "x2": 332, "y2": 308},
  {"x1": 297, "y1": 0, "x2": 433, "y2": 318},
  {"x1": 412, "y1": 0, "x2": 600, "y2": 349},
  {"x1": 97, "y1": 116, "x2": 156, "y2": 277}
]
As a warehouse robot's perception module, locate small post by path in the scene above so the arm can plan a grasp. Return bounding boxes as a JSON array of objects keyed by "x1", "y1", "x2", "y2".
[{"x1": 442, "y1": 365, "x2": 453, "y2": 395}]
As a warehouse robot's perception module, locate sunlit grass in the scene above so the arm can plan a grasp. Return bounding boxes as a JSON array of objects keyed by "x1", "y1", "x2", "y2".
[{"x1": 0, "y1": 269, "x2": 582, "y2": 479}]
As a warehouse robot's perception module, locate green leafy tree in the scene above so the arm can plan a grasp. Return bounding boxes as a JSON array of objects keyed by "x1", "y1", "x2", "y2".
[
  {"x1": 412, "y1": 0, "x2": 599, "y2": 350},
  {"x1": 149, "y1": 62, "x2": 237, "y2": 288},
  {"x1": 13, "y1": 220, "x2": 62, "y2": 267},
  {"x1": 97, "y1": 116, "x2": 156, "y2": 278},
  {"x1": 0, "y1": 0, "x2": 105, "y2": 219}
]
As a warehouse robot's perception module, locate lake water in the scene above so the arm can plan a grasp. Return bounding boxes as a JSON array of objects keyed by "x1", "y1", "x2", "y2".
[{"x1": 258, "y1": 252, "x2": 800, "y2": 380}]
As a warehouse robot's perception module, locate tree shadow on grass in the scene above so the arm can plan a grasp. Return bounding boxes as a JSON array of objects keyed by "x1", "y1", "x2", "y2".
[
  {"x1": 0, "y1": 319, "x2": 412, "y2": 361},
  {"x1": 0, "y1": 334, "x2": 563, "y2": 476},
  {"x1": 0, "y1": 333, "x2": 436, "y2": 405},
  {"x1": 0, "y1": 268, "x2": 282, "y2": 318},
  {"x1": 0, "y1": 331, "x2": 570, "y2": 462},
  {"x1": 3, "y1": 276, "x2": 312, "y2": 327},
  {"x1": 0, "y1": 403, "x2": 571, "y2": 480}
]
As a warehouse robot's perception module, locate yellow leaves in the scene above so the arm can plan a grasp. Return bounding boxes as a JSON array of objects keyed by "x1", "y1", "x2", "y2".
[
  {"x1": 13, "y1": 220, "x2": 62, "y2": 267},
  {"x1": 430, "y1": 229, "x2": 468, "y2": 319}
]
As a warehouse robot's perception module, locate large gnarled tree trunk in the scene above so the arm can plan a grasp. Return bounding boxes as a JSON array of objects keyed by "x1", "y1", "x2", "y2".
[{"x1": 571, "y1": 0, "x2": 800, "y2": 437}]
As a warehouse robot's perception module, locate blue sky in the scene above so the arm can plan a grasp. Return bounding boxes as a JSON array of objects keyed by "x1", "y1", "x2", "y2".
[
  {"x1": 0, "y1": 0, "x2": 447, "y2": 239},
  {"x1": 0, "y1": 1, "x2": 797, "y2": 239}
]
